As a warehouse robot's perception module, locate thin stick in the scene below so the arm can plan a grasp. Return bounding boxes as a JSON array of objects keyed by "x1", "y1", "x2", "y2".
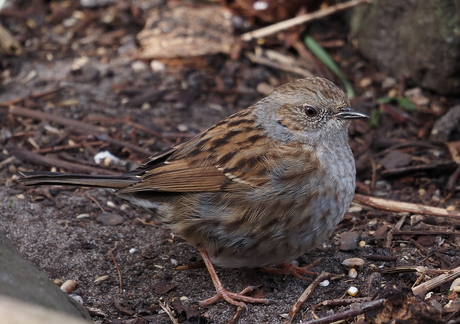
[
  {"x1": 158, "y1": 300, "x2": 180, "y2": 324},
  {"x1": 300, "y1": 299, "x2": 386, "y2": 324},
  {"x1": 0, "y1": 156, "x2": 15, "y2": 170},
  {"x1": 8, "y1": 105, "x2": 106, "y2": 134},
  {"x1": 241, "y1": 0, "x2": 371, "y2": 41},
  {"x1": 0, "y1": 87, "x2": 62, "y2": 106},
  {"x1": 109, "y1": 242, "x2": 123, "y2": 294},
  {"x1": 283, "y1": 271, "x2": 330, "y2": 324},
  {"x1": 354, "y1": 194, "x2": 460, "y2": 220},
  {"x1": 86, "y1": 195, "x2": 106, "y2": 213},
  {"x1": 10, "y1": 147, "x2": 120, "y2": 175}
]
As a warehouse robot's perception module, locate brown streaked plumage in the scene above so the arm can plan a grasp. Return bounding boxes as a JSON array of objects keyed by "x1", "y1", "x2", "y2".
[{"x1": 19, "y1": 77, "x2": 368, "y2": 308}]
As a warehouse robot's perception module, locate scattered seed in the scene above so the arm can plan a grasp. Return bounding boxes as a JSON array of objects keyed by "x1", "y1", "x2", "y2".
[
  {"x1": 347, "y1": 286, "x2": 358, "y2": 296},
  {"x1": 69, "y1": 294, "x2": 83, "y2": 304},
  {"x1": 179, "y1": 296, "x2": 188, "y2": 301},
  {"x1": 348, "y1": 268, "x2": 358, "y2": 278},
  {"x1": 76, "y1": 213, "x2": 89, "y2": 219},
  {"x1": 106, "y1": 201, "x2": 116, "y2": 208},
  {"x1": 61, "y1": 279, "x2": 77, "y2": 293},
  {"x1": 447, "y1": 205, "x2": 456, "y2": 211},
  {"x1": 94, "y1": 275, "x2": 109, "y2": 283},
  {"x1": 319, "y1": 280, "x2": 330, "y2": 287},
  {"x1": 358, "y1": 240, "x2": 366, "y2": 248},
  {"x1": 342, "y1": 258, "x2": 365, "y2": 268},
  {"x1": 348, "y1": 206, "x2": 363, "y2": 213},
  {"x1": 129, "y1": 248, "x2": 137, "y2": 254},
  {"x1": 450, "y1": 278, "x2": 460, "y2": 291}
]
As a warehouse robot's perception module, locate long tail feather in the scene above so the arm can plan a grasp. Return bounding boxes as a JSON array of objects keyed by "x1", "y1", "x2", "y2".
[{"x1": 18, "y1": 172, "x2": 139, "y2": 189}]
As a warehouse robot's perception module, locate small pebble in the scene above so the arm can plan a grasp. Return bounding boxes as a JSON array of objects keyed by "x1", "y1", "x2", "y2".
[
  {"x1": 177, "y1": 124, "x2": 188, "y2": 132},
  {"x1": 447, "y1": 205, "x2": 456, "y2": 211},
  {"x1": 342, "y1": 258, "x2": 365, "y2": 268},
  {"x1": 319, "y1": 280, "x2": 330, "y2": 287},
  {"x1": 358, "y1": 241, "x2": 366, "y2": 248},
  {"x1": 129, "y1": 248, "x2": 137, "y2": 254},
  {"x1": 61, "y1": 279, "x2": 77, "y2": 293},
  {"x1": 449, "y1": 278, "x2": 460, "y2": 291},
  {"x1": 150, "y1": 60, "x2": 166, "y2": 73},
  {"x1": 171, "y1": 258, "x2": 178, "y2": 266},
  {"x1": 141, "y1": 102, "x2": 151, "y2": 110},
  {"x1": 131, "y1": 60, "x2": 148, "y2": 72},
  {"x1": 96, "y1": 213, "x2": 124, "y2": 226},
  {"x1": 347, "y1": 286, "x2": 358, "y2": 296},
  {"x1": 348, "y1": 268, "x2": 358, "y2": 279},
  {"x1": 179, "y1": 296, "x2": 188, "y2": 301},
  {"x1": 106, "y1": 201, "x2": 116, "y2": 209},
  {"x1": 69, "y1": 294, "x2": 84, "y2": 304}
]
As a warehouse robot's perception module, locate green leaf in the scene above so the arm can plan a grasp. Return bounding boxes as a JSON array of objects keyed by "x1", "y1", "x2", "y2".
[
  {"x1": 304, "y1": 35, "x2": 355, "y2": 99},
  {"x1": 369, "y1": 109, "x2": 382, "y2": 128}
]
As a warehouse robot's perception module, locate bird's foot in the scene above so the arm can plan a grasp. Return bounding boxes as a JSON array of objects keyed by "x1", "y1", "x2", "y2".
[
  {"x1": 199, "y1": 249, "x2": 270, "y2": 308},
  {"x1": 199, "y1": 285, "x2": 269, "y2": 308},
  {"x1": 261, "y1": 260, "x2": 320, "y2": 280}
]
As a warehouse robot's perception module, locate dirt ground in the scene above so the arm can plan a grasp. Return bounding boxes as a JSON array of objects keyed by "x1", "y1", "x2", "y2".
[{"x1": 1, "y1": 1, "x2": 460, "y2": 324}]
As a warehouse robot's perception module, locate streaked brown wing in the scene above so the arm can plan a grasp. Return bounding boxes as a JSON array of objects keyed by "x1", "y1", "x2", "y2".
[
  {"x1": 117, "y1": 159, "x2": 251, "y2": 193},
  {"x1": 118, "y1": 107, "x2": 308, "y2": 194}
]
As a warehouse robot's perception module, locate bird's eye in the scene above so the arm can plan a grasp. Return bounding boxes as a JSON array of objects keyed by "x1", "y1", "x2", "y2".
[{"x1": 304, "y1": 105, "x2": 318, "y2": 117}]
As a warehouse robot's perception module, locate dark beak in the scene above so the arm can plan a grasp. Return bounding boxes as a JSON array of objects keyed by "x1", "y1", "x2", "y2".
[{"x1": 335, "y1": 107, "x2": 368, "y2": 120}]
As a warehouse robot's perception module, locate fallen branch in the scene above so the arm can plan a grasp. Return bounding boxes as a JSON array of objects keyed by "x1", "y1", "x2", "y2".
[
  {"x1": 241, "y1": 0, "x2": 371, "y2": 41},
  {"x1": 412, "y1": 265, "x2": 460, "y2": 297},
  {"x1": 354, "y1": 194, "x2": 460, "y2": 220}
]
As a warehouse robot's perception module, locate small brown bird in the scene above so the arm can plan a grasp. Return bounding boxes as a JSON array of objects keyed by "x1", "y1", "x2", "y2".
[{"x1": 19, "y1": 77, "x2": 368, "y2": 307}]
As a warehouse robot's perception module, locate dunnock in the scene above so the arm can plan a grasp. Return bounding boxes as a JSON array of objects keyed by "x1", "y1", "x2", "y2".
[{"x1": 19, "y1": 77, "x2": 368, "y2": 307}]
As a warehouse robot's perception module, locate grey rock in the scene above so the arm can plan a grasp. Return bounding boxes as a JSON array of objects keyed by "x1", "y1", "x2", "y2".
[
  {"x1": 0, "y1": 231, "x2": 90, "y2": 321},
  {"x1": 351, "y1": 0, "x2": 460, "y2": 94}
]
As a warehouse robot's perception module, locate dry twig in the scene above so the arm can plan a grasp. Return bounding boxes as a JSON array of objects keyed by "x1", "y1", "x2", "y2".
[
  {"x1": 354, "y1": 194, "x2": 460, "y2": 220},
  {"x1": 10, "y1": 147, "x2": 120, "y2": 175},
  {"x1": 241, "y1": 0, "x2": 371, "y2": 41},
  {"x1": 302, "y1": 299, "x2": 385, "y2": 324},
  {"x1": 283, "y1": 271, "x2": 330, "y2": 324},
  {"x1": 159, "y1": 300, "x2": 180, "y2": 324},
  {"x1": 6, "y1": 105, "x2": 106, "y2": 134},
  {"x1": 109, "y1": 242, "x2": 123, "y2": 294}
]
